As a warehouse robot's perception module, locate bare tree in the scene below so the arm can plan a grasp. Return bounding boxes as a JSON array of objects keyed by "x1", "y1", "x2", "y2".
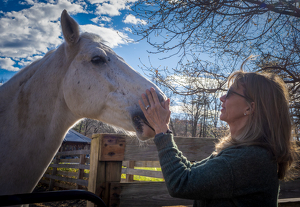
[
  {"x1": 72, "y1": 118, "x2": 119, "y2": 138},
  {"x1": 132, "y1": 0, "x2": 300, "y2": 133},
  {"x1": 165, "y1": 73, "x2": 224, "y2": 137},
  {"x1": 131, "y1": 0, "x2": 300, "y2": 91},
  {"x1": 181, "y1": 94, "x2": 203, "y2": 137}
]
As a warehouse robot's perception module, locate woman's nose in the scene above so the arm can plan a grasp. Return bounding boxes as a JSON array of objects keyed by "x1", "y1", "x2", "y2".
[{"x1": 220, "y1": 94, "x2": 226, "y2": 102}]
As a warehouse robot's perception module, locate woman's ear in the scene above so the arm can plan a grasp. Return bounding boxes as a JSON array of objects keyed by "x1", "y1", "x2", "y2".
[
  {"x1": 250, "y1": 102, "x2": 255, "y2": 114},
  {"x1": 245, "y1": 102, "x2": 255, "y2": 115}
]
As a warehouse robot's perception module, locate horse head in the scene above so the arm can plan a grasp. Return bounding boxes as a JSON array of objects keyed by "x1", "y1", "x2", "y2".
[{"x1": 60, "y1": 10, "x2": 165, "y2": 141}]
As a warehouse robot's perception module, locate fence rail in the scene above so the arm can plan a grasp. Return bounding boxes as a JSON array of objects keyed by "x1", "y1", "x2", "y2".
[
  {"x1": 121, "y1": 167, "x2": 163, "y2": 179},
  {"x1": 40, "y1": 150, "x2": 90, "y2": 190}
]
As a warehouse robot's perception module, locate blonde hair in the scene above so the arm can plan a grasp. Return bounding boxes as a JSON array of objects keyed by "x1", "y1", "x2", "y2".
[{"x1": 215, "y1": 70, "x2": 296, "y2": 180}]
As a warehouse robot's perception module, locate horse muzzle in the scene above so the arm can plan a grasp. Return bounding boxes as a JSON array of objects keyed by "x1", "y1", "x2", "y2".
[
  {"x1": 131, "y1": 91, "x2": 166, "y2": 140},
  {"x1": 131, "y1": 111, "x2": 156, "y2": 141}
]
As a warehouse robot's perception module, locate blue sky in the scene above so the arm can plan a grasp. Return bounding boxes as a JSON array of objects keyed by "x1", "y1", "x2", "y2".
[{"x1": 0, "y1": 0, "x2": 179, "y2": 82}]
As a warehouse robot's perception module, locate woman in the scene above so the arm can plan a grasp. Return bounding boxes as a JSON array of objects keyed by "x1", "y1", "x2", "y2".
[{"x1": 139, "y1": 70, "x2": 296, "y2": 207}]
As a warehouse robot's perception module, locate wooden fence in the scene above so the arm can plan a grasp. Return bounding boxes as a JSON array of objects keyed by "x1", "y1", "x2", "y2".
[
  {"x1": 39, "y1": 133, "x2": 300, "y2": 207},
  {"x1": 40, "y1": 150, "x2": 90, "y2": 190},
  {"x1": 122, "y1": 161, "x2": 163, "y2": 182}
]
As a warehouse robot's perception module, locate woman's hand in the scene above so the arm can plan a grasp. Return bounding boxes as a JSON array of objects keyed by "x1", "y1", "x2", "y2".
[{"x1": 139, "y1": 87, "x2": 171, "y2": 134}]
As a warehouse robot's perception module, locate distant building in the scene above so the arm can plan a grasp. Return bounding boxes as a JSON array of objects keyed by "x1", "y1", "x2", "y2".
[{"x1": 59, "y1": 129, "x2": 91, "y2": 152}]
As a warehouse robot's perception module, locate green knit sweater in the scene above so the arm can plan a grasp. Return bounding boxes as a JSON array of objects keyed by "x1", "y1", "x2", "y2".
[{"x1": 154, "y1": 133, "x2": 279, "y2": 207}]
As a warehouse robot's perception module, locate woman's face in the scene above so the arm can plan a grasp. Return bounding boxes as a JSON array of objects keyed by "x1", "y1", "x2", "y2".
[{"x1": 219, "y1": 85, "x2": 250, "y2": 126}]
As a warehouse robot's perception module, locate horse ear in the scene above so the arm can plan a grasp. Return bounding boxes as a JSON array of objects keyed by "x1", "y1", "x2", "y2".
[{"x1": 61, "y1": 10, "x2": 80, "y2": 46}]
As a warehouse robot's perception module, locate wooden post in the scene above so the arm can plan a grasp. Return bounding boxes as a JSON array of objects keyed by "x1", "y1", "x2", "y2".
[
  {"x1": 48, "y1": 155, "x2": 60, "y2": 190},
  {"x1": 87, "y1": 134, "x2": 125, "y2": 207},
  {"x1": 125, "y1": 161, "x2": 135, "y2": 182},
  {"x1": 77, "y1": 154, "x2": 86, "y2": 189}
]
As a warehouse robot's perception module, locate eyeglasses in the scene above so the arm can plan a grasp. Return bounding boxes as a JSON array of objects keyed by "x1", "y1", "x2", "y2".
[{"x1": 226, "y1": 89, "x2": 253, "y2": 102}]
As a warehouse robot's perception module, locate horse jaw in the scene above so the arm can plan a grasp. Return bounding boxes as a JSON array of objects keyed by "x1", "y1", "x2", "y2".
[
  {"x1": 137, "y1": 124, "x2": 157, "y2": 140},
  {"x1": 131, "y1": 112, "x2": 157, "y2": 141}
]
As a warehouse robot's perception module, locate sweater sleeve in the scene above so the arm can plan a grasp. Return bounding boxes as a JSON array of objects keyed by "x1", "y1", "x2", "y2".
[{"x1": 154, "y1": 133, "x2": 234, "y2": 200}]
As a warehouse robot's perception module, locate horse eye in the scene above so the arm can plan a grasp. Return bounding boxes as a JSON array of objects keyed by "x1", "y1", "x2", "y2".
[{"x1": 91, "y1": 56, "x2": 106, "y2": 64}]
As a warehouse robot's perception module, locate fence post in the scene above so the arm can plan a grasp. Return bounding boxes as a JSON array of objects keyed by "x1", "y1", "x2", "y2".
[
  {"x1": 87, "y1": 134, "x2": 125, "y2": 207},
  {"x1": 125, "y1": 161, "x2": 135, "y2": 182},
  {"x1": 48, "y1": 155, "x2": 60, "y2": 190},
  {"x1": 77, "y1": 154, "x2": 86, "y2": 189}
]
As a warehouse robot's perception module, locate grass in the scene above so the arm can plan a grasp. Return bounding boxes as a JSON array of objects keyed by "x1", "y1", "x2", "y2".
[
  {"x1": 49, "y1": 164, "x2": 164, "y2": 182},
  {"x1": 121, "y1": 167, "x2": 164, "y2": 182}
]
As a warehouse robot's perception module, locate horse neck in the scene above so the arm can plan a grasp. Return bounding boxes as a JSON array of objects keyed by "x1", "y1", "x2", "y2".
[{"x1": 0, "y1": 44, "x2": 80, "y2": 143}]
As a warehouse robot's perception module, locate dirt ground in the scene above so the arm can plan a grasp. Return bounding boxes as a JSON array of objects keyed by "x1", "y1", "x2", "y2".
[
  {"x1": 29, "y1": 183, "x2": 191, "y2": 207},
  {"x1": 29, "y1": 200, "x2": 86, "y2": 207},
  {"x1": 29, "y1": 184, "x2": 87, "y2": 207}
]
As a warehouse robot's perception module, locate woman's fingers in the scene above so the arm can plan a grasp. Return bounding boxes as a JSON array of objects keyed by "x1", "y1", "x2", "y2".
[
  {"x1": 141, "y1": 93, "x2": 149, "y2": 108},
  {"x1": 138, "y1": 100, "x2": 147, "y2": 114},
  {"x1": 164, "y1": 99, "x2": 171, "y2": 123},
  {"x1": 163, "y1": 98, "x2": 170, "y2": 110},
  {"x1": 167, "y1": 99, "x2": 170, "y2": 110},
  {"x1": 146, "y1": 89, "x2": 154, "y2": 106},
  {"x1": 150, "y1": 87, "x2": 160, "y2": 104}
]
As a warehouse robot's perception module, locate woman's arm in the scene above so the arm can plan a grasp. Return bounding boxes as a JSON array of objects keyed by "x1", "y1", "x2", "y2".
[{"x1": 154, "y1": 133, "x2": 234, "y2": 200}]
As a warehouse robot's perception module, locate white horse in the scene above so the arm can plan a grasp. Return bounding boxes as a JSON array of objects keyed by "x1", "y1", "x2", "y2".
[{"x1": 0, "y1": 10, "x2": 163, "y2": 199}]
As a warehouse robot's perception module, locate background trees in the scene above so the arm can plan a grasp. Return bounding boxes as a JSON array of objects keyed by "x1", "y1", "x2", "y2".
[
  {"x1": 72, "y1": 118, "x2": 121, "y2": 138},
  {"x1": 131, "y1": 0, "x2": 300, "y2": 92},
  {"x1": 130, "y1": 0, "x2": 300, "y2": 140}
]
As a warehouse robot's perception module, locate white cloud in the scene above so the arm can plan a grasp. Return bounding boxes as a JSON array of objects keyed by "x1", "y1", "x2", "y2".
[
  {"x1": 123, "y1": 27, "x2": 132, "y2": 33},
  {"x1": 0, "y1": 57, "x2": 19, "y2": 71},
  {"x1": 81, "y1": 24, "x2": 133, "y2": 48},
  {"x1": 87, "y1": 0, "x2": 107, "y2": 3},
  {"x1": 123, "y1": 14, "x2": 146, "y2": 25},
  {"x1": 95, "y1": 2, "x2": 123, "y2": 16},
  {"x1": 170, "y1": 104, "x2": 185, "y2": 114},
  {"x1": 91, "y1": 17, "x2": 98, "y2": 23},
  {"x1": 91, "y1": 16, "x2": 112, "y2": 24},
  {"x1": 90, "y1": 0, "x2": 137, "y2": 16},
  {"x1": 102, "y1": 16, "x2": 112, "y2": 22},
  {"x1": 23, "y1": 0, "x2": 35, "y2": 5},
  {"x1": 0, "y1": 0, "x2": 85, "y2": 58},
  {"x1": 88, "y1": 0, "x2": 137, "y2": 5},
  {"x1": 165, "y1": 75, "x2": 224, "y2": 90}
]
